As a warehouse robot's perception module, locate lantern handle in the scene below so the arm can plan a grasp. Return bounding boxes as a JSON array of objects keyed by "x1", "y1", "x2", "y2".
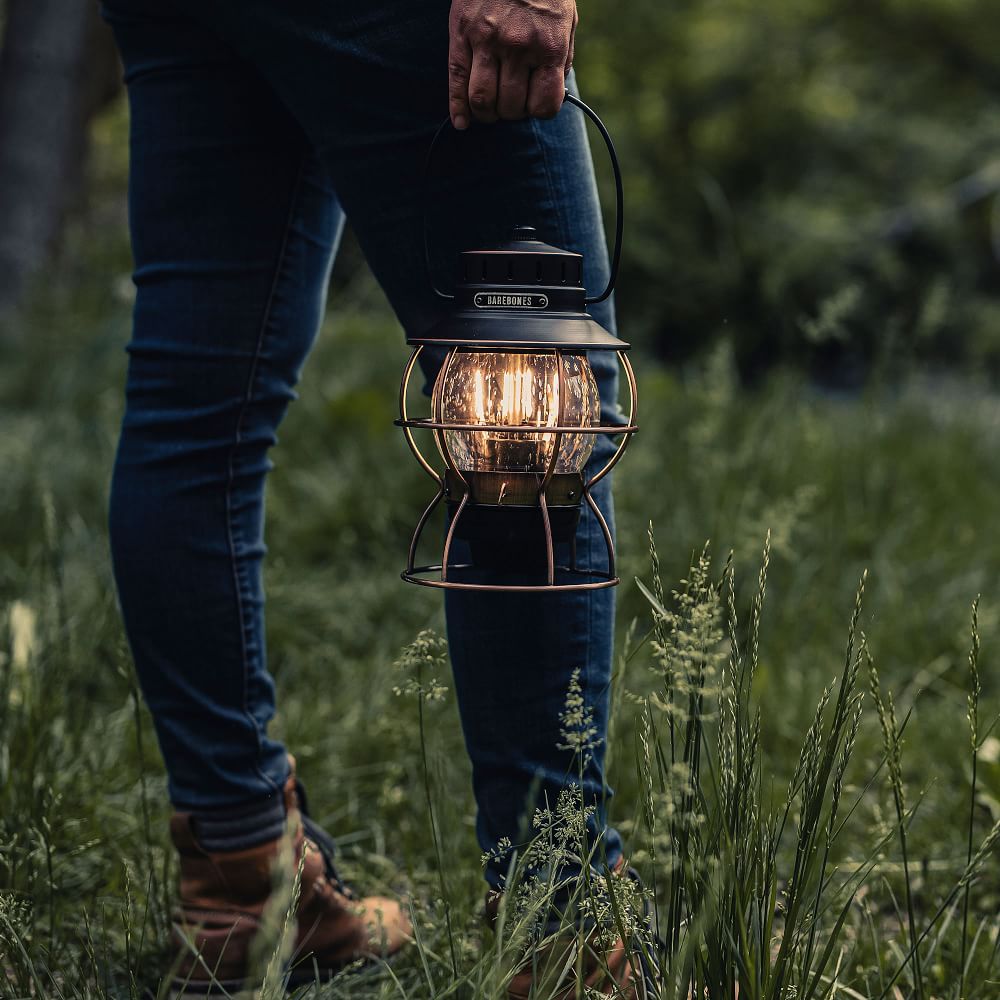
[
  {"x1": 421, "y1": 90, "x2": 623, "y2": 305},
  {"x1": 564, "y1": 92, "x2": 623, "y2": 306},
  {"x1": 421, "y1": 114, "x2": 456, "y2": 301}
]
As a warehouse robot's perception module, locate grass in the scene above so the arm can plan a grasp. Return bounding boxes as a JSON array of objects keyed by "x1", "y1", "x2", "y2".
[{"x1": 2, "y1": 124, "x2": 1000, "y2": 997}]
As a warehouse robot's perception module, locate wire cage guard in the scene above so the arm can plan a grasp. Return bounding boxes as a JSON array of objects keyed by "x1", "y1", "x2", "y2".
[{"x1": 395, "y1": 344, "x2": 638, "y2": 593}]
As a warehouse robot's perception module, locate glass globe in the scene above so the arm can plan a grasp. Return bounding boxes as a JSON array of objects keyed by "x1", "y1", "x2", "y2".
[{"x1": 434, "y1": 349, "x2": 600, "y2": 474}]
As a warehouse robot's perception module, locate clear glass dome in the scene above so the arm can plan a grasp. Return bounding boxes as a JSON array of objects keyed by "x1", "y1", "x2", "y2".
[{"x1": 434, "y1": 349, "x2": 600, "y2": 474}]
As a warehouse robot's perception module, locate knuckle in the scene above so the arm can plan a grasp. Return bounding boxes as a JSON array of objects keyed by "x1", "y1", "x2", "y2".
[
  {"x1": 451, "y1": 9, "x2": 476, "y2": 37},
  {"x1": 537, "y1": 36, "x2": 565, "y2": 61},
  {"x1": 497, "y1": 25, "x2": 531, "y2": 49},
  {"x1": 528, "y1": 78, "x2": 562, "y2": 118},
  {"x1": 529, "y1": 101, "x2": 559, "y2": 120},
  {"x1": 467, "y1": 15, "x2": 499, "y2": 45}
]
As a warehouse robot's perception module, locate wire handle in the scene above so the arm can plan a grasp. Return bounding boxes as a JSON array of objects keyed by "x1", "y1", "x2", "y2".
[{"x1": 421, "y1": 90, "x2": 624, "y2": 306}]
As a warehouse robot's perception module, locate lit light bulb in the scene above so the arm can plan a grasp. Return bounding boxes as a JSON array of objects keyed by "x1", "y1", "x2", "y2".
[{"x1": 435, "y1": 349, "x2": 599, "y2": 474}]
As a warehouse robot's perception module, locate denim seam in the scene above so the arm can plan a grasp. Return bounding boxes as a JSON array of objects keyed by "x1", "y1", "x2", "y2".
[
  {"x1": 222, "y1": 154, "x2": 307, "y2": 799},
  {"x1": 531, "y1": 110, "x2": 602, "y2": 846},
  {"x1": 536, "y1": 101, "x2": 621, "y2": 862},
  {"x1": 529, "y1": 104, "x2": 604, "y2": 646}
]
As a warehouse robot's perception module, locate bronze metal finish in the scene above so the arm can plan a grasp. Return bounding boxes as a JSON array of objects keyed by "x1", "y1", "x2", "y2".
[
  {"x1": 445, "y1": 470, "x2": 583, "y2": 507},
  {"x1": 397, "y1": 346, "x2": 637, "y2": 592}
]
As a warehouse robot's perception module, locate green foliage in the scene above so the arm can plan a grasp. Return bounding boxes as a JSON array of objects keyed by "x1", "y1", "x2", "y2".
[
  {"x1": 577, "y1": 0, "x2": 1000, "y2": 380},
  {"x1": 4, "y1": 16, "x2": 1000, "y2": 991},
  {"x1": 3, "y1": 241, "x2": 1000, "y2": 992}
]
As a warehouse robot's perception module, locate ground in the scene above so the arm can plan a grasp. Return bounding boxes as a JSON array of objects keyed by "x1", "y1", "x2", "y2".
[{"x1": 1, "y1": 135, "x2": 999, "y2": 997}]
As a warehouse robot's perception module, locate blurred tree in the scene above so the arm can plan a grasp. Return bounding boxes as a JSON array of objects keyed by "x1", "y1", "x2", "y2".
[
  {"x1": 0, "y1": 0, "x2": 120, "y2": 326},
  {"x1": 577, "y1": 0, "x2": 1000, "y2": 382},
  {"x1": 3, "y1": 0, "x2": 1000, "y2": 382}
]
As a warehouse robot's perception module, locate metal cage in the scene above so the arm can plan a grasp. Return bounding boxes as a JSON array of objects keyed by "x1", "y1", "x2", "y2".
[{"x1": 396, "y1": 344, "x2": 637, "y2": 592}]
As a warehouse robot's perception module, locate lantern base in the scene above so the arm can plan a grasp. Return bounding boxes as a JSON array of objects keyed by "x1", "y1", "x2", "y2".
[
  {"x1": 442, "y1": 470, "x2": 582, "y2": 573},
  {"x1": 447, "y1": 498, "x2": 579, "y2": 565},
  {"x1": 401, "y1": 564, "x2": 620, "y2": 593},
  {"x1": 397, "y1": 471, "x2": 618, "y2": 591}
]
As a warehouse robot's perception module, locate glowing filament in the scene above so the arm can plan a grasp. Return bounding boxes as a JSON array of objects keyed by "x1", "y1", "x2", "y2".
[{"x1": 435, "y1": 349, "x2": 599, "y2": 474}]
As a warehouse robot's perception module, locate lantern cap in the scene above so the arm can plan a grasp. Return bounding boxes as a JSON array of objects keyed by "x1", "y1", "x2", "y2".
[
  {"x1": 497, "y1": 225, "x2": 571, "y2": 255},
  {"x1": 409, "y1": 227, "x2": 628, "y2": 351},
  {"x1": 510, "y1": 225, "x2": 540, "y2": 242}
]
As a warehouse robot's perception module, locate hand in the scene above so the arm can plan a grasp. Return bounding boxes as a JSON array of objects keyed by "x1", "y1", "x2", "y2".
[{"x1": 448, "y1": 0, "x2": 577, "y2": 129}]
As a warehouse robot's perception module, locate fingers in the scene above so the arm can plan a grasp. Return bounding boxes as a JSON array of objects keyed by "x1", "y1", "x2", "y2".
[
  {"x1": 448, "y1": 0, "x2": 575, "y2": 126},
  {"x1": 526, "y1": 64, "x2": 565, "y2": 119},
  {"x1": 566, "y1": 11, "x2": 577, "y2": 73},
  {"x1": 448, "y1": 35, "x2": 473, "y2": 129},
  {"x1": 497, "y1": 57, "x2": 531, "y2": 121},
  {"x1": 468, "y1": 47, "x2": 500, "y2": 123},
  {"x1": 470, "y1": 53, "x2": 564, "y2": 123}
]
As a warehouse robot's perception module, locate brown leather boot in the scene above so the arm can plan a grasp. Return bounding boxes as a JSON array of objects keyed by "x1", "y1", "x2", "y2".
[
  {"x1": 168, "y1": 772, "x2": 410, "y2": 994},
  {"x1": 485, "y1": 860, "x2": 656, "y2": 1000}
]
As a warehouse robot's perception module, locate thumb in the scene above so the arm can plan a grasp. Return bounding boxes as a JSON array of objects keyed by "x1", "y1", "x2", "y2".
[{"x1": 448, "y1": 35, "x2": 473, "y2": 130}]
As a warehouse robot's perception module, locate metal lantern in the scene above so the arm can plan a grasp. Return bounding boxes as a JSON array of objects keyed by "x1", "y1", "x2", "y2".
[{"x1": 397, "y1": 95, "x2": 637, "y2": 593}]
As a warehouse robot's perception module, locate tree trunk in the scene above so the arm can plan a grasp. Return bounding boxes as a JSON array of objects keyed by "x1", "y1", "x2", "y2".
[{"x1": 0, "y1": 0, "x2": 120, "y2": 323}]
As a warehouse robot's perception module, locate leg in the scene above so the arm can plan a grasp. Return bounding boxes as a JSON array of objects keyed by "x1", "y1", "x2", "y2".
[
  {"x1": 102, "y1": 2, "x2": 344, "y2": 809},
  {"x1": 438, "y1": 124, "x2": 624, "y2": 886},
  {"x1": 194, "y1": 0, "x2": 624, "y2": 883}
]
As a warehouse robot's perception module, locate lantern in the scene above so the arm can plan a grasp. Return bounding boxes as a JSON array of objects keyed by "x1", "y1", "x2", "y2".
[{"x1": 397, "y1": 95, "x2": 637, "y2": 592}]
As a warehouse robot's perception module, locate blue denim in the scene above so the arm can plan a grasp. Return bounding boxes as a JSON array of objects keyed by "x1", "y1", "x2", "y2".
[{"x1": 102, "y1": 0, "x2": 623, "y2": 887}]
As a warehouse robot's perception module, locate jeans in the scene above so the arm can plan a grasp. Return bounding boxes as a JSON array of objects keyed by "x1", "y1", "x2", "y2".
[{"x1": 102, "y1": 0, "x2": 623, "y2": 888}]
